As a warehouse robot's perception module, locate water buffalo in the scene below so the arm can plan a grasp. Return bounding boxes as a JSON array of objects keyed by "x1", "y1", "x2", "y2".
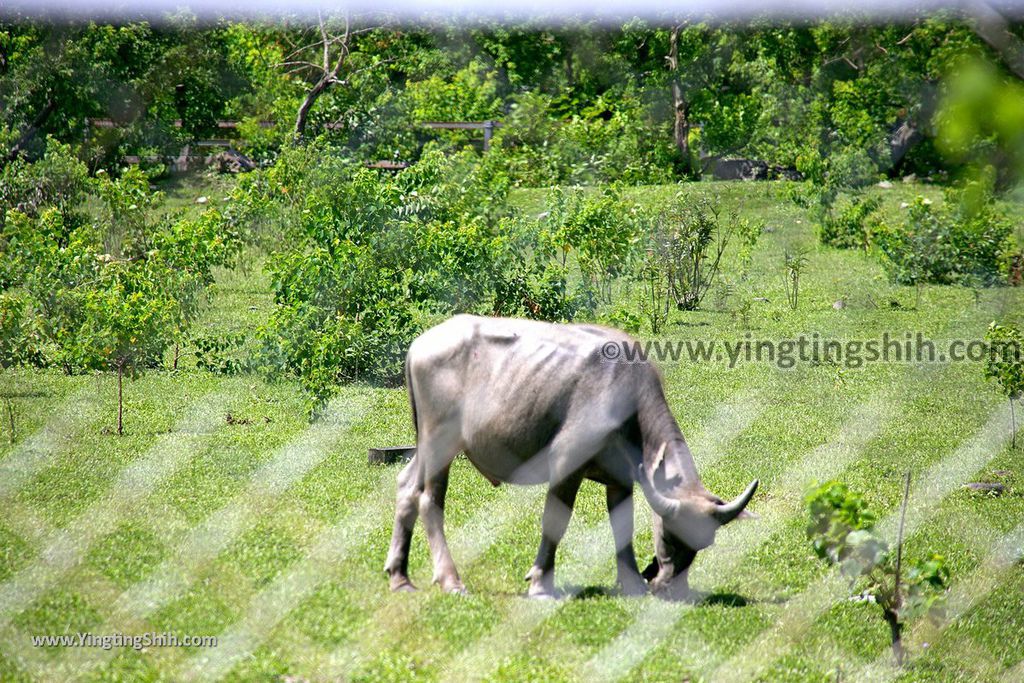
[{"x1": 384, "y1": 315, "x2": 758, "y2": 599}]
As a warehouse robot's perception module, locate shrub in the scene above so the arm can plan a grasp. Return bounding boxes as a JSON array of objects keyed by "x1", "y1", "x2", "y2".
[
  {"x1": 0, "y1": 293, "x2": 43, "y2": 368},
  {"x1": 783, "y1": 248, "x2": 810, "y2": 310},
  {"x1": 487, "y1": 90, "x2": 675, "y2": 187},
  {"x1": 93, "y1": 166, "x2": 165, "y2": 257},
  {"x1": 0, "y1": 139, "x2": 90, "y2": 227},
  {"x1": 492, "y1": 261, "x2": 597, "y2": 323},
  {"x1": 876, "y1": 184, "x2": 1012, "y2": 286},
  {"x1": 248, "y1": 142, "x2": 518, "y2": 412},
  {"x1": 539, "y1": 186, "x2": 642, "y2": 304}
]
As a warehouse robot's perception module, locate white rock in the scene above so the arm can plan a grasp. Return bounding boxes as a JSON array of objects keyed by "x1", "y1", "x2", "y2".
[
  {"x1": 900, "y1": 202, "x2": 909, "y2": 209},
  {"x1": 877, "y1": 180, "x2": 893, "y2": 189},
  {"x1": 196, "y1": 196, "x2": 208, "y2": 204}
]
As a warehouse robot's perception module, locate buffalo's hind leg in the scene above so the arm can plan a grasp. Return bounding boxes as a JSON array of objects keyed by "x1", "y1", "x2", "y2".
[
  {"x1": 417, "y1": 426, "x2": 465, "y2": 594},
  {"x1": 385, "y1": 455, "x2": 422, "y2": 592}
]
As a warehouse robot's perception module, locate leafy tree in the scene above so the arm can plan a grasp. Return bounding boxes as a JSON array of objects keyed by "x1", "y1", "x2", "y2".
[
  {"x1": 272, "y1": 13, "x2": 405, "y2": 140},
  {"x1": 984, "y1": 321, "x2": 1024, "y2": 448},
  {"x1": 0, "y1": 138, "x2": 89, "y2": 230},
  {"x1": 79, "y1": 258, "x2": 180, "y2": 434},
  {"x1": 806, "y1": 480, "x2": 948, "y2": 666},
  {"x1": 2, "y1": 19, "x2": 250, "y2": 168},
  {"x1": 232, "y1": 142, "x2": 515, "y2": 412}
]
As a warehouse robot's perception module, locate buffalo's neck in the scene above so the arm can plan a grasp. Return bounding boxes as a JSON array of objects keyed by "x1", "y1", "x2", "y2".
[{"x1": 637, "y1": 379, "x2": 701, "y2": 487}]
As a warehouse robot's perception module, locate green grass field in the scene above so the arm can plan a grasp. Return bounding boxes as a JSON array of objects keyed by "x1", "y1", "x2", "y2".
[{"x1": 1, "y1": 179, "x2": 1022, "y2": 682}]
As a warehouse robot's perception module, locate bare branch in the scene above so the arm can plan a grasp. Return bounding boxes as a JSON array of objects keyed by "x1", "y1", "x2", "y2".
[
  {"x1": 272, "y1": 60, "x2": 324, "y2": 72},
  {"x1": 319, "y1": 10, "x2": 330, "y2": 72},
  {"x1": 964, "y1": 0, "x2": 1024, "y2": 81}
]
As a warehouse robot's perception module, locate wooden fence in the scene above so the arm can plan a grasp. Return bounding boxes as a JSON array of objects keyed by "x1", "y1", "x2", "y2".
[{"x1": 88, "y1": 118, "x2": 502, "y2": 172}]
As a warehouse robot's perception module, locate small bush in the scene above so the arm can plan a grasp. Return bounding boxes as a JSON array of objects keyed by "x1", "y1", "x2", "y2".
[
  {"x1": 487, "y1": 90, "x2": 675, "y2": 187},
  {"x1": 819, "y1": 195, "x2": 882, "y2": 249},
  {"x1": 645, "y1": 192, "x2": 732, "y2": 312},
  {"x1": 248, "y1": 142, "x2": 519, "y2": 412},
  {"x1": 0, "y1": 139, "x2": 90, "y2": 226},
  {"x1": 0, "y1": 293, "x2": 43, "y2": 368}
]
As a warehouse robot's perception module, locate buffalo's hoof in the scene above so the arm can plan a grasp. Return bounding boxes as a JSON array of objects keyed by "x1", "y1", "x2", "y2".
[
  {"x1": 525, "y1": 567, "x2": 556, "y2": 599},
  {"x1": 389, "y1": 576, "x2": 418, "y2": 593},
  {"x1": 618, "y1": 579, "x2": 648, "y2": 597}
]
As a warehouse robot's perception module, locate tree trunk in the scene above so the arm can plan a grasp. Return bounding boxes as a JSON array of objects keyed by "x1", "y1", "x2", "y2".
[
  {"x1": 117, "y1": 362, "x2": 124, "y2": 436},
  {"x1": 294, "y1": 76, "x2": 331, "y2": 140},
  {"x1": 889, "y1": 470, "x2": 912, "y2": 667},
  {"x1": 3, "y1": 98, "x2": 57, "y2": 166},
  {"x1": 3, "y1": 395, "x2": 14, "y2": 444},
  {"x1": 885, "y1": 608, "x2": 905, "y2": 666},
  {"x1": 667, "y1": 25, "x2": 692, "y2": 176},
  {"x1": 1012, "y1": 398, "x2": 1017, "y2": 448}
]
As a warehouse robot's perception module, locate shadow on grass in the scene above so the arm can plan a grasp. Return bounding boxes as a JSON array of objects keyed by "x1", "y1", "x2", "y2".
[
  {"x1": 0, "y1": 390, "x2": 50, "y2": 399},
  {"x1": 561, "y1": 586, "x2": 759, "y2": 605},
  {"x1": 699, "y1": 591, "x2": 750, "y2": 607}
]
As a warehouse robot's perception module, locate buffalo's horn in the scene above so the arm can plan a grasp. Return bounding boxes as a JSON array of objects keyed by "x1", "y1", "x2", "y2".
[{"x1": 713, "y1": 479, "x2": 759, "y2": 525}]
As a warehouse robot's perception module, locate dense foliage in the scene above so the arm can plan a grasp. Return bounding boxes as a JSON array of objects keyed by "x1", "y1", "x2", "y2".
[
  {"x1": 2, "y1": 10, "x2": 1023, "y2": 414},
  {"x1": 4, "y1": 13, "x2": 1024, "y2": 186},
  {"x1": 876, "y1": 183, "x2": 1013, "y2": 286},
  {"x1": 224, "y1": 141, "x2": 656, "y2": 410}
]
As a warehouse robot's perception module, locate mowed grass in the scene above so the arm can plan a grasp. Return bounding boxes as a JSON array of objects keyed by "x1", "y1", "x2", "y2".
[{"x1": 1, "y1": 179, "x2": 1022, "y2": 682}]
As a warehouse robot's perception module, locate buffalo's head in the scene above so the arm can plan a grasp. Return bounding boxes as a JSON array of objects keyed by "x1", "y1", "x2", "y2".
[{"x1": 637, "y1": 442, "x2": 758, "y2": 599}]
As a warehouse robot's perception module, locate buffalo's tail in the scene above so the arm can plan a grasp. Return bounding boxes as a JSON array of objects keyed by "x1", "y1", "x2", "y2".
[{"x1": 405, "y1": 356, "x2": 419, "y2": 440}]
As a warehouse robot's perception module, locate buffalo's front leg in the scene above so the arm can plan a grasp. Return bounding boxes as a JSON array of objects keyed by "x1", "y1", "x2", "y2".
[
  {"x1": 526, "y1": 473, "x2": 583, "y2": 598},
  {"x1": 606, "y1": 484, "x2": 646, "y2": 596},
  {"x1": 648, "y1": 517, "x2": 697, "y2": 601}
]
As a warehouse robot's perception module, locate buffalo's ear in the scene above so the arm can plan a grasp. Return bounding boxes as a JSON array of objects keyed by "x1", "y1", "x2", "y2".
[{"x1": 645, "y1": 442, "x2": 671, "y2": 490}]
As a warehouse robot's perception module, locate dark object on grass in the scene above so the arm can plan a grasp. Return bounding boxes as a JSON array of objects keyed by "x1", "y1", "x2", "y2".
[
  {"x1": 369, "y1": 446, "x2": 416, "y2": 466},
  {"x1": 209, "y1": 149, "x2": 256, "y2": 173},
  {"x1": 963, "y1": 482, "x2": 1006, "y2": 495}
]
